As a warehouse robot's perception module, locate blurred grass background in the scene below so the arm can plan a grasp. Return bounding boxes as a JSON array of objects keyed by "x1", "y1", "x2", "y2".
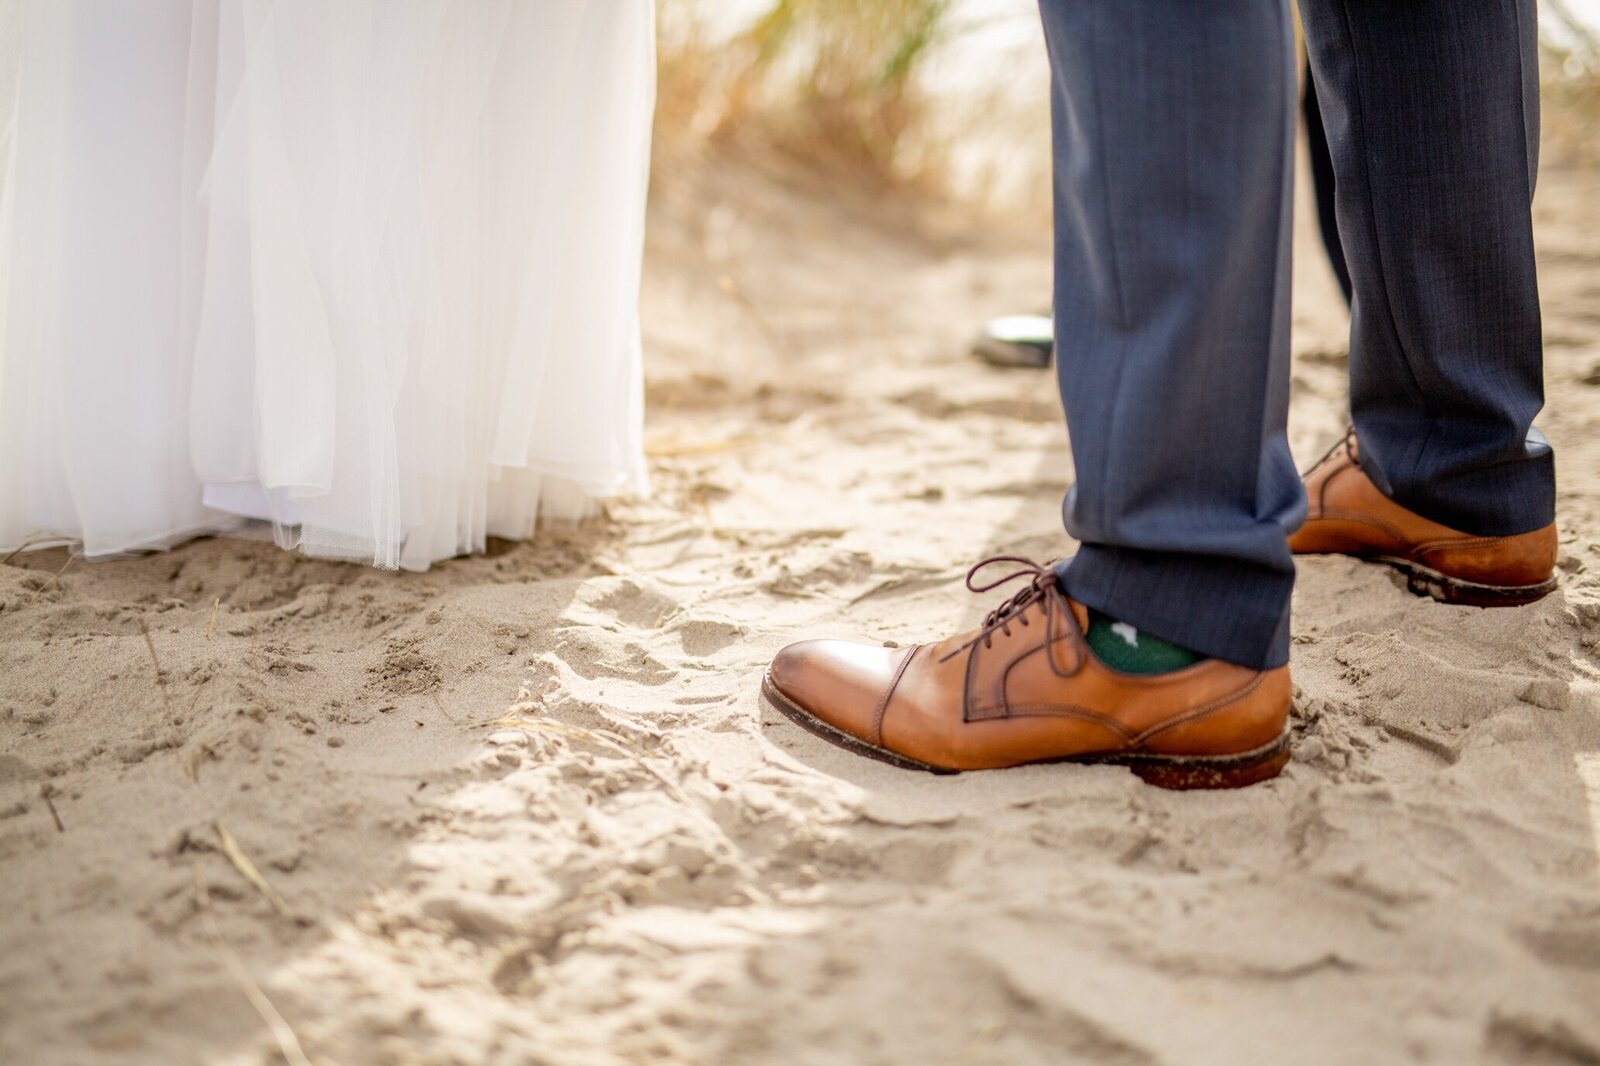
[
  {"x1": 1542, "y1": 1, "x2": 1600, "y2": 164},
  {"x1": 654, "y1": 0, "x2": 1600, "y2": 205},
  {"x1": 655, "y1": 0, "x2": 961, "y2": 194}
]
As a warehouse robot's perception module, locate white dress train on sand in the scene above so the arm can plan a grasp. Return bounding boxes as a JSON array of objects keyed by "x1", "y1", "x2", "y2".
[{"x1": 0, "y1": 0, "x2": 653, "y2": 570}]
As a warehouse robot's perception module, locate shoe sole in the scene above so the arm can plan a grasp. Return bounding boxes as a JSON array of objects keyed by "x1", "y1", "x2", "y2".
[
  {"x1": 761, "y1": 671, "x2": 1291, "y2": 791},
  {"x1": 1368, "y1": 556, "x2": 1558, "y2": 608}
]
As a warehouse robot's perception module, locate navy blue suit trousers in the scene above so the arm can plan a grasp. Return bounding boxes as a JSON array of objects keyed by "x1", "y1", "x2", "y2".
[{"x1": 1038, "y1": 0, "x2": 1553, "y2": 669}]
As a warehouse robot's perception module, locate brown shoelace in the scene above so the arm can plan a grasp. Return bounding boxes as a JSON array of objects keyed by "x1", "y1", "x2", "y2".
[{"x1": 937, "y1": 555, "x2": 1078, "y2": 676}]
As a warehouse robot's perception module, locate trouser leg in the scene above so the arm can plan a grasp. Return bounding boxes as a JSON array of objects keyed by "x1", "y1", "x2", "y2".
[
  {"x1": 1303, "y1": 63, "x2": 1351, "y2": 303},
  {"x1": 1038, "y1": 0, "x2": 1303, "y2": 670},
  {"x1": 1299, "y1": 0, "x2": 1554, "y2": 535}
]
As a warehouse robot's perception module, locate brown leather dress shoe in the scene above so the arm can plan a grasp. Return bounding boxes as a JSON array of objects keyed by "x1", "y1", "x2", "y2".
[
  {"x1": 1289, "y1": 430, "x2": 1557, "y2": 606},
  {"x1": 762, "y1": 558, "x2": 1291, "y2": 790}
]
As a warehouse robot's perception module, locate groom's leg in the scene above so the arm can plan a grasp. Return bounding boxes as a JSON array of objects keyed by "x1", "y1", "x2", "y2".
[
  {"x1": 1039, "y1": 0, "x2": 1303, "y2": 670},
  {"x1": 1304, "y1": 61, "x2": 1351, "y2": 304},
  {"x1": 1299, "y1": 0, "x2": 1553, "y2": 537}
]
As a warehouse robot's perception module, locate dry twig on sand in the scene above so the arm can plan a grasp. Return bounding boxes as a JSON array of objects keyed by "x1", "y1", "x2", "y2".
[
  {"x1": 1, "y1": 534, "x2": 78, "y2": 566},
  {"x1": 192, "y1": 865, "x2": 312, "y2": 1066},
  {"x1": 718, "y1": 273, "x2": 790, "y2": 360},
  {"x1": 186, "y1": 677, "x2": 209, "y2": 717},
  {"x1": 245, "y1": 589, "x2": 259, "y2": 672},
  {"x1": 40, "y1": 785, "x2": 64, "y2": 833},
  {"x1": 137, "y1": 617, "x2": 173, "y2": 715},
  {"x1": 183, "y1": 742, "x2": 218, "y2": 784},
  {"x1": 177, "y1": 680, "x2": 214, "y2": 782},
  {"x1": 214, "y1": 822, "x2": 292, "y2": 920},
  {"x1": 430, "y1": 693, "x2": 456, "y2": 723},
  {"x1": 207, "y1": 597, "x2": 220, "y2": 640}
]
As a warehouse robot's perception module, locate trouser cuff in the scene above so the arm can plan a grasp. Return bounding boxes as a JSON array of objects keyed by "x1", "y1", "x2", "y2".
[{"x1": 1057, "y1": 545, "x2": 1293, "y2": 670}]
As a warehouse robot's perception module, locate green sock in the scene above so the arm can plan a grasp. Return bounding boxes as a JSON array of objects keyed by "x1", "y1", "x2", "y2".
[{"x1": 1085, "y1": 609, "x2": 1203, "y2": 675}]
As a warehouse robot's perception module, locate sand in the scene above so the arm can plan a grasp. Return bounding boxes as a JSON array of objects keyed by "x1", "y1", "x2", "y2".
[{"x1": 4, "y1": 137, "x2": 1600, "y2": 1065}]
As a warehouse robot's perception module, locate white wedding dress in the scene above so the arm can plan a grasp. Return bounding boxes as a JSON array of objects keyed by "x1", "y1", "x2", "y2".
[{"x1": 0, "y1": 0, "x2": 652, "y2": 570}]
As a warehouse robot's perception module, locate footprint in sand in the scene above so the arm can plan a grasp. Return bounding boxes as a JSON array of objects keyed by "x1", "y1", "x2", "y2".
[
  {"x1": 554, "y1": 629, "x2": 677, "y2": 687},
  {"x1": 370, "y1": 635, "x2": 443, "y2": 695},
  {"x1": 671, "y1": 616, "x2": 747, "y2": 658},
  {"x1": 570, "y1": 576, "x2": 683, "y2": 630}
]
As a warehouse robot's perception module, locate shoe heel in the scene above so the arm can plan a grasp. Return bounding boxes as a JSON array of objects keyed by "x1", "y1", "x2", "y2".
[
  {"x1": 1128, "y1": 741, "x2": 1291, "y2": 791},
  {"x1": 1398, "y1": 564, "x2": 1558, "y2": 608}
]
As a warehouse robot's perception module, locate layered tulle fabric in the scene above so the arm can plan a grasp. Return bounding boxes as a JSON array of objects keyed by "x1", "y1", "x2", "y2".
[{"x1": 0, "y1": 0, "x2": 652, "y2": 570}]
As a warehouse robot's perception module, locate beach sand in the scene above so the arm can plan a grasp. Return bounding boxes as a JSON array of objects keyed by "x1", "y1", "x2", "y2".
[{"x1": 3, "y1": 138, "x2": 1600, "y2": 1064}]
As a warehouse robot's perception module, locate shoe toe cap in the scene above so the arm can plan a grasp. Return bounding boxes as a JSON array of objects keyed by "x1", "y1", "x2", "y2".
[{"x1": 767, "y1": 639, "x2": 907, "y2": 744}]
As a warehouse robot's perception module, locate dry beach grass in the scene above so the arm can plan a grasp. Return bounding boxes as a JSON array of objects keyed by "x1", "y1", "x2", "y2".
[{"x1": 3, "y1": 12, "x2": 1600, "y2": 1065}]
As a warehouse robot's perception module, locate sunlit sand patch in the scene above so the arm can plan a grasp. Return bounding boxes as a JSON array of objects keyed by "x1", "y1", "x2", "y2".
[{"x1": 1579, "y1": 752, "x2": 1600, "y2": 888}]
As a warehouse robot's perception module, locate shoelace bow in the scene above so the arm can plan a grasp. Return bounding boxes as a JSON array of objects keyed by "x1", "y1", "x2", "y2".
[{"x1": 937, "y1": 555, "x2": 1077, "y2": 676}]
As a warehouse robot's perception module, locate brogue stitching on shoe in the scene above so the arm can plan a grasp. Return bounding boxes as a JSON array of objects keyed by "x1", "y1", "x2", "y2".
[
  {"x1": 964, "y1": 630, "x2": 1089, "y2": 722},
  {"x1": 967, "y1": 617, "x2": 1089, "y2": 722},
  {"x1": 997, "y1": 703, "x2": 1138, "y2": 738},
  {"x1": 1133, "y1": 673, "x2": 1269, "y2": 745},
  {"x1": 872, "y1": 644, "x2": 919, "y2": 746},
  {"x1": 988, "y1": 632, "x2": 1086, "y2": 719},
  {"x1": 1412, "y1": 535, "x2": 1519, "y2": 555},
  {"x1": 1312, "y1": 506, "x2": 1412, "y2": 546},
  {"x1": 964, "y1": 649, "x2": 1004, "y2": 722},
  {"x1": 1302, "y1": 427, "x2": 1367, "y2": 514},
  {"x1": 991, "y1": 673, "x2": 1264, "y2": 743},
  {"x1": 1314, "y1": 452, "x2": 1352, "y2": 514}
]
